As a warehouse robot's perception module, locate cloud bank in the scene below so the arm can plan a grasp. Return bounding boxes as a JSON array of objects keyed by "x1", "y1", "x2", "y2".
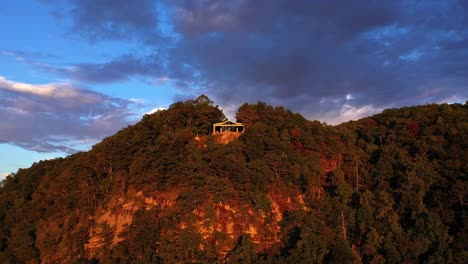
[
  {"x1": 35, "y1": 0, "x2": 467, "y2": 124},
  {"x1": 0, "y1": 76, "x2": 136, "y2": 153}
]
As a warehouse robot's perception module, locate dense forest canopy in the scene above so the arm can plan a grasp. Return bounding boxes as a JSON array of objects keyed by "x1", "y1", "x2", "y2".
[{"x1": 0, "y1": 95, "x2": 466, "y2": 263}]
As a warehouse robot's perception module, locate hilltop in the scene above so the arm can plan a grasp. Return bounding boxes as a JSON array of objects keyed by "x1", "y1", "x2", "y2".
[{"x1": 0, "y1": 95, "x2": 466, "y2": 263}]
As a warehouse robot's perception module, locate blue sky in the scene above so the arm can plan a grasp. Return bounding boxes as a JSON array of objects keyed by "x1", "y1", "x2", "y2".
[{"x1": 1, "y1": 0, "x2": 467, "y2": 179}]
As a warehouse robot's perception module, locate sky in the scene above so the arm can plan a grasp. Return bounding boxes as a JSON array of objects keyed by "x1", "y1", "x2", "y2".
[{"x1": 1, "y1": 0, "x2": 467, "y2": 179}]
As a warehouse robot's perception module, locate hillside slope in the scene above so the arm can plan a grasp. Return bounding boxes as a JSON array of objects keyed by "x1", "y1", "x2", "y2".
[{"x1": 0, "y1": 96, "x2": 466, "y2": 263}]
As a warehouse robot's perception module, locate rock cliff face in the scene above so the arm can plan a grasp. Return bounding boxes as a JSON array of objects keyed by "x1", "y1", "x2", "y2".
[
  {"x1": 84, "y1": 184, "x2": 306, "y2": 259},
  {"x1": 85, "y1": 189, "x2": 178, "y2": 257},
  {"x1": 213, "y1": 131, "x2": 243, "y2": 144}
]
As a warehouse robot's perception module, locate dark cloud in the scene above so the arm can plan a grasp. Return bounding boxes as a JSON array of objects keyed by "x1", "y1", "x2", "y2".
[
  {"x1": 70, "y1": 0, "x2": 158, "y2": 41},
  {"x1": 41, "y1": 0, "x2": 165, "y2": 43},
  {"x1": 2, "y1": 51, "x2": 163, "y2": 84},
  {"x1": 172, "y1": 0, "x2": 399, "y2": 41},
  {"x1": 0, "y1": 76, "x2": 137, "y2": 153},
  {"x1": 39, "y1": 0, "x2": 468, "y2": 123},
  {"x1": 165, "y1": 0, "x2": 467, "y2": 121},
  {"x1": 55, "y1": 54, "x2": 162, "y2": 83}
]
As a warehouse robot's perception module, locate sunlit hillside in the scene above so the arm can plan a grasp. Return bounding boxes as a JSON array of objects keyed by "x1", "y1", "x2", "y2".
[{"x1": 0, "y1": 96, "x2": 466, "y2": 263}]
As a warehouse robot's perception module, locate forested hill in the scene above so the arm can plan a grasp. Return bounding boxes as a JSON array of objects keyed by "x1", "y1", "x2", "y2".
[{"x1": 1, "y1": 95, "x2": 466, "y2": 263}]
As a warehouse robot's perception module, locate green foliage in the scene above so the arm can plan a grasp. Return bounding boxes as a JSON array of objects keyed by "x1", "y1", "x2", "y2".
[
  {"x1": 226, "y1": 235, "x2": 258, "y2": 263},
  {"x1": 0, "y1": 98, "x2": 466, "y2": 263}
]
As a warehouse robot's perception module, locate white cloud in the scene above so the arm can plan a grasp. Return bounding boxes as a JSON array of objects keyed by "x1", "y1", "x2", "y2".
[
  {"x1": 437, "y1": 95, "x2": 465, "y2": 104},
  {"x1": 158, "y1": 76, "x2": 169, "y2": 83},
  {"x1": 0, "y1": 76, "x2": 55, "y2": 96},
  {"x1": 399, "y1": 49, "x2": 424, "y2": 62},
  {"x1": 145, "y1": 107, "x2": 166, "y2": 115},
  {"x1": 0, "y1": 76, "x2": 135, "y2": 153},
  {"x1": 0, "y1": 75, "x2": 101, "y2": 102},
  {"x1": 218, "y1": 103, "x2": 238, "y2": 121},
  {"x1": 129, "y1": 98, "x2": 146, "y2": 104},
  {"x1": 1, "y1": 172, "x2": 11, "y2": 180},
  {"x1": 324, "y1": 104, "x2": 383, "y2": 125}
]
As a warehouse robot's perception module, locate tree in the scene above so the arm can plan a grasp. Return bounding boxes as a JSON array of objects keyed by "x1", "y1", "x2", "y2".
[{"x1": 226, "y1": 235, "x2": 258, "y2": 263}]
